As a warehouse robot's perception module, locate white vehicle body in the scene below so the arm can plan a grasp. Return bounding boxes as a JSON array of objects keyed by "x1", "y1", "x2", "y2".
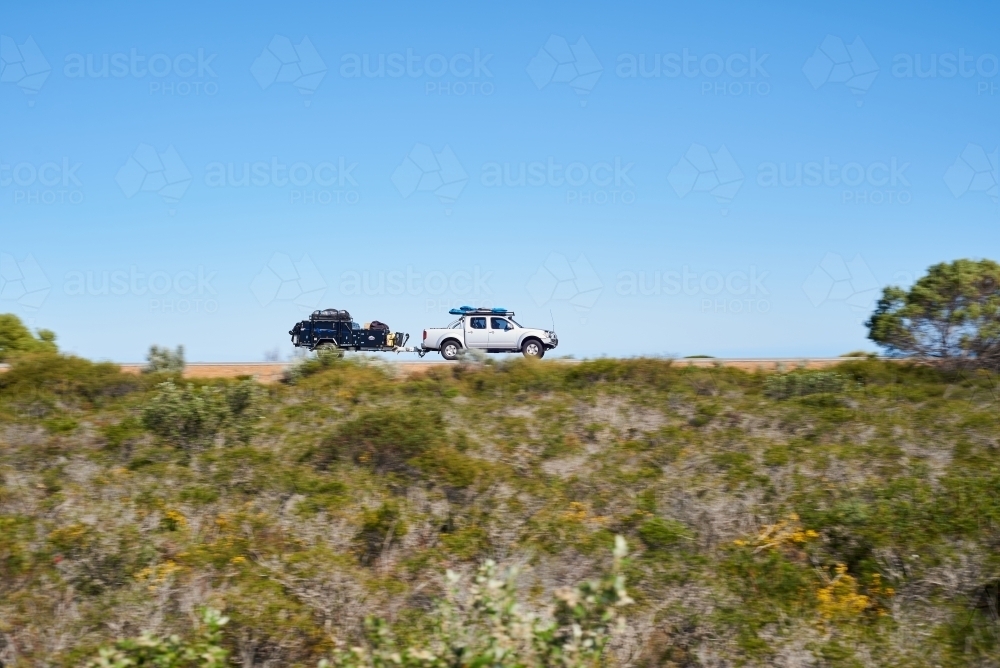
[{"x1": 421, "y1": 311, "x2": 558, "y2": 360}]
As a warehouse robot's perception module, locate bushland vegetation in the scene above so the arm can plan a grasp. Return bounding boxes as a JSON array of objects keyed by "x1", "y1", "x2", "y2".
[{"x1": 2, "y1": 319, "x2": 1000, "y2": 667}]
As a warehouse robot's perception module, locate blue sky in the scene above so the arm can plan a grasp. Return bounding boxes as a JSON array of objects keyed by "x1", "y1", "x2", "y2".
[{"x1": 1, "y1": 0, "x2": 998, "y2": 361}]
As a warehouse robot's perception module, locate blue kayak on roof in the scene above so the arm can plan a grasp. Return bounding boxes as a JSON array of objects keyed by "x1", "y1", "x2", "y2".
[{"x1": 449, "y1": 306, "x2": 511, "y2": 316}]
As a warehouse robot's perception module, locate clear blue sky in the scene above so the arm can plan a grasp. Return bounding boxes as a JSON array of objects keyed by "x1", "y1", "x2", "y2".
[{"x1": 1, "y1": 0, "x2": 997, "y2": 361}]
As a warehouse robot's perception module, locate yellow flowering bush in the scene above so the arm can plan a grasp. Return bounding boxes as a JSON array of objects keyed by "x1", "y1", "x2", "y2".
[
  {"x1": 734, "y1": 513, "x2": 819, "y2": 553},
  {"x1": 816, "y1": 564, "x2": 894, "y2": 623},
  {"x1": 135, "y1": 560, "x2": 184, "y2": 591}
]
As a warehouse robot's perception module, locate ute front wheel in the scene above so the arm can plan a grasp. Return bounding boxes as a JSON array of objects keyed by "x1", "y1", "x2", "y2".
[
  {"x1": 522, "y1": 339, "x2": 544, "y2": 359},
  {"x1": 441, "y1": 340, "x2": 461, "y2": 361}
]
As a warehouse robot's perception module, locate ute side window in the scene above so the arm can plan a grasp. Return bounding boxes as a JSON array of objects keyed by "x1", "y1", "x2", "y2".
[
  {"x1": 469, "y1": 317, "x2": 486, "y2": 329},
  {"x1": 491, "y1": 317, "x2": 511, "y2": 330}
]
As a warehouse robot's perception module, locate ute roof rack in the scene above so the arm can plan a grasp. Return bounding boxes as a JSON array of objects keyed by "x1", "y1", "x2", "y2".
[{"x1": 448, "y1": 305, "x2": 514, "y2": 316}]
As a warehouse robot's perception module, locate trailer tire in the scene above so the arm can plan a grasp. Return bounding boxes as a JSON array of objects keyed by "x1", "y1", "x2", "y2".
[
  {"x1": 316, "y1": 343, "x2": 344, "y2": 358},
  {"x1": 521, "y1": 339, "x2": 544, "y2": 359},
  {"x1": 440, "y1": 340, "x2": 462, "y2": 361}
]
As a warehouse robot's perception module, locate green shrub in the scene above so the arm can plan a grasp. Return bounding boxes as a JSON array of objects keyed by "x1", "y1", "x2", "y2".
[
  {"x1": 638, "y1": 517, "x2": 691, "y2": 551},
  {"x1": 100, "y1": 417, "x2": 144, "y2": 452},
  {"x1": 317, "y1": 406, "x2": 444, "y2": 473},
  {"x1": 141, "y1": 379, "x2": 263, "y2": 448},
  {"x1": 328, "y1": 537, "x2": 632, "y2": 668},
  {"x1": 355, "y1": 502, "x2": 408, "y2": 564},
  {"x1": 412, "y1": 447, "x2": 483, "y2": 489},
  {"x1": 42, "y1": 415, "x2": 78, "y2": 434},
  {"x1": 88, "y1": 607, "x2": 228, "y2": 667},
  {"x1": 764, "y1": 372, "x2": 848, "y2": 399},
  {"x1": 0, "y1": 352, "x2": 140, "y2": 406},
  {"x1": 283, "y1": 348, "x2": 343, "y2": 383}
]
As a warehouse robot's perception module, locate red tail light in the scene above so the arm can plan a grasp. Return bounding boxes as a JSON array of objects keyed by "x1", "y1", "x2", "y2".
[{"x1": 422, "y1": 329, "x2": 427, "y2": 340}]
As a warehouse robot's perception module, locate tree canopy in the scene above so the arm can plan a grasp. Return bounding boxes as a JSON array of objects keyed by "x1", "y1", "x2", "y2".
[{"x1": 867, "y1": 259, "x2": 1000, "y2": 368}]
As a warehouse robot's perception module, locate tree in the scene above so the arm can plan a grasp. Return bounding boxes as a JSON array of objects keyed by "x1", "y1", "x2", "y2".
[
  {"x1": 866, "y1": 259, "x2": 1000, "y2": 368},
  {"x1": 0, "y1": 313, "x2": 56, "y2": 361}
]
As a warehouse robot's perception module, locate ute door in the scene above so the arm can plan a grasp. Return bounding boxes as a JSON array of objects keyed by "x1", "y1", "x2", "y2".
[
  {"x1": 488, "y1": 317, "x2": 519, "y2": 350},
  {"x1": 464, "y1": 316, "x2": 489, "y2": 348}
]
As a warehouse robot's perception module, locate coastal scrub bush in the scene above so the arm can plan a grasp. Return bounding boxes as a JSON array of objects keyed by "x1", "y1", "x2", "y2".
[
  {"x1": 326, "y1": 536, "x2": 632, "y2": 668},
  {"x1": 141, "y1": 379, "x2": 263, "y2": 448},
  {"x1": 0, "y1": 352, "x2": 139, "y2": 406},
  {"x1": 87, "y1": 607, "x2": 228, "y2": 668},
  {"x1": 316, "y1": 406, "x2": 444, "y2": 473},
  {"x1": 763, "y1": 371, "x2": 848, "y2": 399}
]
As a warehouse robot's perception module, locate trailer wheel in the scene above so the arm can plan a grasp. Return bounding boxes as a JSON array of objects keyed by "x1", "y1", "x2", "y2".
[
  {"x1": 522, "y1": 339, "x2": 544, "y2": 359},
  {"x1": 440, "y1": 340, "x2": 461, "y2": 361},
  {"x1": 316, "y1": 343, "x2": 344, "y2": 358}
]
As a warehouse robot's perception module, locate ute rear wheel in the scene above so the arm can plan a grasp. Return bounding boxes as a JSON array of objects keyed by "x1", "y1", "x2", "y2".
[
  {"x1": 441, "y1": 340, "x2": 461, "y2": 361},
  {"x1": 522, "y1": 339, "x2": 544, "y2": 359}
]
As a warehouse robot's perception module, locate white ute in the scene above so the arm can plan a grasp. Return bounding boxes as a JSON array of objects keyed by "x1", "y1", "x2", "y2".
[{"x1": 421, "y1": 307, "x2": 558, "y2": 360}]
